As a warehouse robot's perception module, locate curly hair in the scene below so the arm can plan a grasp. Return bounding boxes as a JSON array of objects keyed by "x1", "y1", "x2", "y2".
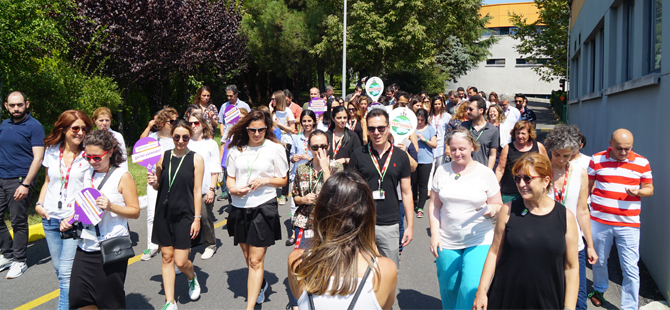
[
  {"x1": 543, "y1": 124, "x2": 582, "y2": 152},
  {"x1": 84, "y1": 129, "x2": 126, "y2": 167},
  {"x1": 510, "y1": 120, "x2": 537, "y2": 142}
]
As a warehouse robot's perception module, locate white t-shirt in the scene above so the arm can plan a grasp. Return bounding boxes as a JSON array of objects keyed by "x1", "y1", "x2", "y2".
[
  {"x1": 432, "y1": 162, "x2": 500, "y2": 249},
  {"x1": 188, "y1": 138, "x2": 222, "y2": 195},
  {"x1": 42, "y1": 144, "x2": 91, "y2": 220},
  {"x1": 274, "y1": 108, "x2": 295, "y2": 144},
  {"x1": 430, "y1": 112, "x2": 452, "y2": 158},
  {"x1": 226, "y1": 140, "x2": 288, "y2": 208},
  {"x1": 501, "y1": 105, "x2": 521, "y2": 129},
  {"x1": 109, "y1": 129, "x2": 128, "y2": 171}
]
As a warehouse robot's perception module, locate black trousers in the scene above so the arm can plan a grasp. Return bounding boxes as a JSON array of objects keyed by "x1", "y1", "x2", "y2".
[
  {"x1": 411, "y1": 164, "x2": 432, "y2": 211},
  {"x1": 0, "y1": 178, "x2": 34, "y2": 262}
]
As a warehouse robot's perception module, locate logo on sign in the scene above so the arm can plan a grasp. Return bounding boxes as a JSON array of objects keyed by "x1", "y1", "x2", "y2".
[
  {"x1": 391, "y1": 115, "x2": 412, "y2": 136},
  {"x1": 369, "y1": 82, "x2": 382, "y2": 97}
]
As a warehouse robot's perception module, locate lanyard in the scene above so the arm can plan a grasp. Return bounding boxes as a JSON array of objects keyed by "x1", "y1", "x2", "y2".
[
  {"x1": 246, "y1": 139, "x2": 265, "y2": 183},
  {"x1": 553, "y1": 163, "x2": 571, "y2": 204},
  {"x1": 333, "y1": 133, "x2": 344, "y2": 157},
  {"x1": 167, "y1": 150, "x2": 188, "y2": 194},
  {"x1": 59, "y1": 148, "x2": 82, "y2": 194},
  {"x1": 348, "y1": 119, "x2": 357, "y2": 131},
  {"x1": 309, "y1": 163, "x2": 323, "y2": 194},
  {"x1": 470, "y1": 125, "x2": 484, "y2": 141},
  {"x1": 434, "y1": 114, "x2": 441, "y2": 131},
  {"x1": 368, "y1": 142, "x2": 393, "y2": 185},
  {"x1": 302, "y1": 135, "x2": 309, "y2": 154},
  {"x1": 504, "y1": 107, "x2": 510, "y2": 117}
]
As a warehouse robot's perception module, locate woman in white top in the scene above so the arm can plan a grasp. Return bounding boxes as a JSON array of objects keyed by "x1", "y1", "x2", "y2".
[
  {"x1": 92, "y1": 107, "x2": 128, "y2": 170},
  {"x1": 188, "y1": 112, "x2": 222, "y2": 260},
  {"x1": 288, "y1": 171, "x2": 397, "y2": 310},
  {"x1": 428, "y1": 127, "x2": 502, "y2": 310},
  {"x1": 35, "y1": 110, "x2": 93, "y2": 310},
  {"x1": 544, "y1": 125, "x2": 598, "y2": 310},
  {"x1": 139, "y1": 107, "x2": 177, "y2": 261},
  {"x1": 64, "y1": 129, "x2": 140, "y2": 309},
  {"x1": 271, "y1": 90, "x2": 297, "y2": 143},
  {"x1": 226, "y1": 109, "x2": 289, "y2": 310},
  {"x1": 428, "y1": 95, "x2": 452, "y2": 190}
]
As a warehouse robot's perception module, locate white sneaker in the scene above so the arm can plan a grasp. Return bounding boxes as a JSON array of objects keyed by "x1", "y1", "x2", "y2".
[
  {"x1": 0, "y1": 256, "x2": 12, "y2": 272},
  {"x1": 161, "y1": 300, "x2": 178, "y2": 310},
  {"x1": 141, "y1": 248, "x2": 159, "y2": 261},
  {"x1": 188, "y1": 275, "x2": 201, "y2": 300},
  {"x1": 256, "y1": 279, "x2": 268, "y2": 304},
  {"x1": 175, "y1": 264, "x2": 182, "y2": 275},
  {"x1": 6, "y1": 261, "x2": 27, "y2": 279},
  {"x1": 201, "y1": 246, "x2": 216, "y2": 260}
]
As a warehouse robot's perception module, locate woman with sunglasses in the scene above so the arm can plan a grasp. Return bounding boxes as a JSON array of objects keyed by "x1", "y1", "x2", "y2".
[
  {"x1": 147, "y1": 119, "x2": 205, "y2": 310},
  {"x1": 35, "y1": 110, "x2": 93, "y2": 310},
  {"x1": 225, "y1": 109, "x2": 289, "y2": 309},
  {"x1": 422, "y1": 95, "x2": 432, "y2": 111},
  {"x1": 66, "y1": 129, "x2": 140, "y2": 309},
  {"x1": 187, "y1": 112, "x2": 222, "y2": 260},
  {"x1": 428, "y1": 127, "x2": 502, "y2": 310},
  {"x1": 328, "y1": 106, "x2": 362, "y2": 167},
  {"x1": 92, "y1": 107, "x2": 127, "y2": 170},
  {"x1": 474, "y1": 152, "x2": 579, "y2": 310},
  {"x1": 140, "y1": 107, "x2": 178, "y2": 262},
  {"x1": 346, "y1": 101, "x2": 366, "y2": 145}
]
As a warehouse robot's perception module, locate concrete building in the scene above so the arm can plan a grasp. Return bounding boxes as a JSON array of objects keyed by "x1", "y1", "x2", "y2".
[
  {"x1": 568, "y1": 0, "x2": 669, "y2": 303},
  {"x1": 449, "y1": 2, "x2": 557, "y2": 96}
]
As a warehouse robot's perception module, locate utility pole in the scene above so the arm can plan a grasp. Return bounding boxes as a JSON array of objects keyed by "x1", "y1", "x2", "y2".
[{"x1": 342, "y1": 0, "x2": 347, "y2": 96}]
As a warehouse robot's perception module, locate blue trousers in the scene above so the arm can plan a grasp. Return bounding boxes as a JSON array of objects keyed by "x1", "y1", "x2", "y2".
[
  {"x1": 43, "y1": 219, "x2": 78, "y2": 310},
  {"x1": 436, "y1": 245, "x2": 490, "y2": 310}
]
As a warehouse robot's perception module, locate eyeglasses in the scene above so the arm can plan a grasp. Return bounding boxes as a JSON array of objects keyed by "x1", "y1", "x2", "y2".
[
  {"x1": 189, "y1": 121, "x2": 200, "y2": 127},
  {"x1": 515, "y1": 100, "x2": 523, "y2": 103},
  {"x1": 167, "y1": 119, "x2": 176, "y2": 124},
  {"x1": 513, "y1": 175, "x2": 543, "y2": 184},
  {"x1": 310, "y1": 144, "x2": 329, "y2": 151},
  {"x1": 367, "y1": 126, "x2": 388, "y2": 133},
  {"x1": 246, "y1": 127, "x2": 267, "y2": 134},
  {"x1": 173, "y1": 135, "x2": 190, "y2": 142},
  {"x1": 69, "y1": 126, "x2": 89, "y2": 134},
  {"x1": 84, "y1": 150, "x2": 109, "y2": 162},
  {"x1": 467, "y1": 107, "x2": 475, "y2": 111}
]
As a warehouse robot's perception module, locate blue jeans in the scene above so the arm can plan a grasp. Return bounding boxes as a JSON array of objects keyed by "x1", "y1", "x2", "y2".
[
  {"x1": 398, "y1": 202, "x2": 405, "y2": 253},
  {"x1": 43, "y1": 219, "x2": 79, "y2": 310},
  {"x1": 436, "y1": 245, "x2": 490, "y2": 310},
  {"x1": 577, "y1": 249, "x2": 587, "y2": 310}
]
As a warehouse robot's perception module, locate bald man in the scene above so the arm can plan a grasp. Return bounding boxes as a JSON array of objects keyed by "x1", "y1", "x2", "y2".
[
  {"x1": 302, "y1": 87, "x2": 320, "y2": 110},
  {"x1": 586, "y1": 129, "x2": 654, "y2": 309}
]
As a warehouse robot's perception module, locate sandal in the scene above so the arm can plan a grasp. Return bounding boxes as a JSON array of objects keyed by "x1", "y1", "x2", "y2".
[{"x1": 285, "y1": 237, "x2": 296, "y2": 246}]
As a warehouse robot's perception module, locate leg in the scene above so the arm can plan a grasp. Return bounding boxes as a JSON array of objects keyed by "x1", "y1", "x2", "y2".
[
  {"x1": 199, "y1": 195, "x2": 216, "y2": 247},
  {"x1": 245, "y1": 244, "x2": 268, "y2": 310},
  {"x1": 458, "y1": 245, "x2": 490, "y2": 310},
  {"x1": 590, "y1": 220, "x2": 613, "y2": 294},
  {"x1": 160, "y1": 246, "x2": 176, "y2": 302},
  {"x1": 174, "y1": 248, "x2": 195, "y2": 280},
  {"x1": 6, "y1": 179, "x2": 31, "y2": 262},
  {"x1": 577, "y1": 249, "x2": 587, "y2": 310},
  {"x1": 146, "y1": 186, "x2": 159, "y2": 251},
  {"x1": 375, "y1": 224, "x2": 400, "y2": 268},
  {"x1": 435, "y1": 248, "x2": 463, "y2": 310},
  {"x1": 0, "y1": 179, "x2": 12, "y2": 259},
  {"x1": 411, "y1": 170, "x2": 418, "y2": 209},
  {"x1": 56, "y1": 238, "x2": 78, "y2": 310},
  {"x1": 417, "y1": 163, "x2": 432, "y2": 211},
  {"x1": 614, "y1": 226, "x2": 640, "y2": 310}
]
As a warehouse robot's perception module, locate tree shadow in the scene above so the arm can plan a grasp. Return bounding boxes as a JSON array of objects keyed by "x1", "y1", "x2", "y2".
[
  {"x1": 397, "y1": 289, "x2": 442, "y2": 309},
  {"x1": 125, "y1": 292, "x2": 153, "y2": 309},
  {"x1": 226, "y1": 268, "x2": 280, "y2": 305}
]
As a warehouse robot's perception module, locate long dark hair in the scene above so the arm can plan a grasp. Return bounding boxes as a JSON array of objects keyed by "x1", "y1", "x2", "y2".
[
  {"x1": 227, "y1": 109, "x2": 279, "y2": 150},
  {"x1": 44, "y1": 110, "x2": 94, "y2": 152},
  {"x1": 328, "y1": 106, "x2": 349, "y2": 132},
  {"x1": 300, "y1": 109, "x2": 317, "y2": 132},
  {"x1": 322, "y1": 98, "x2": 335, "y2": 127},
  {"x1": 84, "y1": 130, "x2": 126, "y2": 167}
]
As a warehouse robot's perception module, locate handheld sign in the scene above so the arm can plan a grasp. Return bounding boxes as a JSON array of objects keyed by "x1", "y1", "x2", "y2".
[
  {"x1": 309, "y1": 98, "x2": 327, "y2": 117},
  {"x1": 365, "y1": 77, "x2": 384, "y2": 103},
  {"x1": 388, "y1": 107, "x2": 417, "y2": 142},
  {"x1": 68, "y1": 188, "x2": 104, "y2": 226},
  {"x1": 132, "y1": 137, "x2": 163, "y2": 172},
  {"x1": 223, "y1": 105, "x2": 241, "y2": 125}
]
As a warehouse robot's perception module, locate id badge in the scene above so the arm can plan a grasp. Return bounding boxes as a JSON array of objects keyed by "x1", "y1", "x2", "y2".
[
  {"x1": 304, "y1": 229, "x2": 314, "y2": 239},
  {"x1": 372, "y1": 190, "x2": 385, "y2": 200}
]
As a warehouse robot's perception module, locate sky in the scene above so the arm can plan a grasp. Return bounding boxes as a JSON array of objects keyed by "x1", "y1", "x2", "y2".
[{"x1": 483, "y1": 0, "x2": 532, "y2": 4}]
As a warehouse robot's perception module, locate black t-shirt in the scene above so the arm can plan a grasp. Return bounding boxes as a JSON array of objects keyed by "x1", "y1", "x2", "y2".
[{"x1": 348, "y1": 143, "x2": 411, "y2": 226}]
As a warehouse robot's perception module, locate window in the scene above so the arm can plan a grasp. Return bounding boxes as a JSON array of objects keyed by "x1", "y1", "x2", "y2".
[
  {"x1": 486, "y1": 59, "x2": 506, "y2": 65},
  {"x1": 482, "y1": 29, "x2": 496, "y2": 37},
  {"x1": 499, "y1": 27, "x2": 510, "y2": 35},
  {"x1": 650, "y1": 0, "x2": 662, "y2": 72},
  {"x1": 625, "y1": 0, "x2": 635, "y2": 81},
  {"x1": 516, "y1": 58, "x2": 549, "y2": 65}
]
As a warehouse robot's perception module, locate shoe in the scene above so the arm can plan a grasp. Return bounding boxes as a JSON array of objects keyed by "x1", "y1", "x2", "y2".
[
  {"x1": 217, "y1": 189, "x2": 229, "y2": 201},
  {"x1": 141, "y1": 248, "x2": 159, "y2": 261},
  {"x1": 285, "y1": 237, "x2": 296, "y2": 246},
  {"x1": 201, "y1": 245, "x2": 216, "y2": 260},
  {"x1": 416, "y1": 210, "x2": 424, "y2": 218},
  {"x1": 256, "y1": 279, "x2": 268, "y2": 304},
  {"x1": 278, "y1": 196, "x2": 287, "y2": 205},
  {"x1": 588, "y1": 290, "x2": 605, "y2": 307},
  {"x1": 161, "y1": 300, "x2": 178, "y2": 310},
  {"x1": 188, "y1": 275, "x2": 201, "y2": 300},
  {"x1": 6, "y1": 261, "x2": 27, "y2": 279},
  {"x1": 175, "y1": 265, "x2": 182, "y2": 275},
  {"x1": 0, "y1": 256, "x2": 12, "y2": 272}
]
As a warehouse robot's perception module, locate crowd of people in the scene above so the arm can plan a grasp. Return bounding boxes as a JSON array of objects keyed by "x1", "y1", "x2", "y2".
[{"x1": 0, "y1": 84, "x2": 654, "y2": 310}]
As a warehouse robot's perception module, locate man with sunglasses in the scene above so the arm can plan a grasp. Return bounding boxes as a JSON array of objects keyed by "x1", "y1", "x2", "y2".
[
  {"x1": 0, "y1": 91, "x2": 45, "y2": 276},
  {"x1": 348, "y1": 108, "x2": 414, "y2": 268},
  {"x1": 514, "y1": 93, "x2": 536, "y2": 128}
]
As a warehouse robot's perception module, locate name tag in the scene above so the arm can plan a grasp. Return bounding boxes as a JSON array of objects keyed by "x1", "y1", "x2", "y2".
[
  {"x1": 304, "y1": 229, "x2": 314, "y2": 239},
  {"x1": 372, "y1": 190, "x2": 385, "y2": 200}
]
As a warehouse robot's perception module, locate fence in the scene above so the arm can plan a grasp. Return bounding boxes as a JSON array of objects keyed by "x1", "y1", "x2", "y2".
[{"x1": 550, "y1": 90, "x2": 567, "y2": 123}]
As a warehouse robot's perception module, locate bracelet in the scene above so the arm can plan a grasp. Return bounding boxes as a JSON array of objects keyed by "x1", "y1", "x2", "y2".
[
  {"x1": 209, "y1": 187, "x2": 215, "y2": 192},
  {"x1": 36, "y1": 202, "x2": 43, "y2": 207},
  {"x1": 194, "y1": 215, "x2": 201, "y2": 218},
  {"x1": 564, "y1": 307, "x2": 574, "y2": 310},
  {"x1": 19, "y1": 182, "x2": 29, "y2": 188}
]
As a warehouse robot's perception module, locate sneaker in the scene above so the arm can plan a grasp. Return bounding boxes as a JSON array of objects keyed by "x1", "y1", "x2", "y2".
[
  {"x1": 256, "y1": 279, "x2": 268, "y2": 304},
  {"x1": 201, "y1": 245, "x2": 216, "y2": 260},
  {"x1": 161, "y1": 300, "x2": 178, "y2": 310},
  {"x1": 278, "y1": 195, "x2": 287, "y2": 205},
  {"x1": 0, "y1": 256, "x2": 12, "y2": 272},
  {"x1": 141, "y1": 248, "x2": 159, "y2": 261},
  {"x1": 6, "y1": 261, "x2": 27, "y2": 279},
  {"x1": 188, "y1": 275, "x2": 201, "y2": 300},
  {"x1": 416, "y1": 210, "x2": 424, "y2": 218},
  {"x1": 217, "y1": 189, "x2": 229, "y2": 201},
  {"x1": 175, "y1": 265, "x2": 182, "y2": 275},
  {"x1": 588, "y1": 290, "x2": 605, "y2": 307}
]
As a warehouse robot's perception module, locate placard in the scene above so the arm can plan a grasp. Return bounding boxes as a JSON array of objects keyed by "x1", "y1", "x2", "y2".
[
  {"x1": 68, "y1": 188, "x2": 104, "y2": 226},
  {"x1": 132, "y1": 137, "x2": 163, "y2": 172},
  {"x1": 224, "y1": 105, "x2": 241, "y2": 125},
  {"x1": 365, "y1": 76, "x2": 384, "y2": 103},
  {"x1": 388, "y1": 107, "x2": 417, "y2": 141},
  {"x1": 309, "y1": 98, "x2": 327, "y2": 117}
]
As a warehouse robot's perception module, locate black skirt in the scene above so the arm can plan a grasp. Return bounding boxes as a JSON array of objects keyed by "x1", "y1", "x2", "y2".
[
  {"x1": 69, "y1": 247, "x2": 128, "y2": 309},
  {"x1": 227, "y1": 198, "x2": 282, "y2": 247}
]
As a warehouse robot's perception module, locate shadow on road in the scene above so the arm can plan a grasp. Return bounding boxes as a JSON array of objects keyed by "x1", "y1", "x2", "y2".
[
  {"x1": 397, "y1": 288, "x2": 442, "y2": 309},
  {"x1": 226, "y1": 268, "x2": 280, "y2": 304},
  {"x1": 125, "y1": 292, "x2": 153, "y2": 309},
  {"x1": 26, "y1": 238, "x2": 52, "y2": 268}
]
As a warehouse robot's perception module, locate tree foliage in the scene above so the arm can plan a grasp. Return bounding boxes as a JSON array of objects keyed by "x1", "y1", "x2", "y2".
[{"x1": 509, "y1": 0, "x2": 569, "y2": 82}]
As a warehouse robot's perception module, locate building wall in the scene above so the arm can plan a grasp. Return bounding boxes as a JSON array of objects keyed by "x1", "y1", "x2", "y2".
[
  {"x1": 568, "y1": 0, "x2": 669, "y2": 302},
  {"x1": 480, "y1": 1, "x2": 539, "y2": 28}
]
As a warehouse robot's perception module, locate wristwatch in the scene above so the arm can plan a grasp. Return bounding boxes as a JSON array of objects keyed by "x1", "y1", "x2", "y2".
[{"x1": 18, "y1": 181, "x2": 29, "y2": 188}]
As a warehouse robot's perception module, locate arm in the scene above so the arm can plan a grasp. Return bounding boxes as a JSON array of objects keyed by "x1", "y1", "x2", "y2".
[
  {"x1": 538, "y1": 142, "x2": 548, "y2": 157},
  {"x1": 487, "y1": 148, "x2": 497, "y2": 170},
  {"x1": 409, "y1": 132, "x2": 419, "y2": 153},
  {"x1": 417, "y1": 132, "x2": 437, "y2": 149},
  {"x1": 564, "y1": 209, "x2": 580, "y2": 310},
  {"x1": 102, "y1": 172, "x2": 140, "y2": 219},
  {"x1": 276, "y1": 121, "x2": 296, "y2": 134},
  {"x1": 376, "y1": 257, "x2": 399, "y2": 310},
  {"x1": 428, "y1": 190, "x2": 443, "y2": 258},
  {"x1": 191, "y1": 154, "x2": 205, "y2": 239},
  {"x1": 205, "y1": 173, "x2": 218, "y2": 204},
  {"x1": 577, "y1": 169, "x2": 597, "y2": 264},
  {"x1": 361, "y1": 118, "x2": 368, "y2": 145},
  {"x1": 495, "y1": 146, "x2": 508, "y2": 182},
  {"x1": 483, "y1": 190, "x2": 503, "y2": 219},
  {"x1": 140, "y1": 120, "x2": 155, "y2": 139},
  {"x1": 219, "y1": 123, "x2": 225, "y2": 138},
  {"x1": 473, "y1": 203, "x2": 511, "y2": 310},
  {"x1": 400, "y1": 176, "x2": 414, "y2": 247},
  {"x1": 287, "y1": 249, "x2": 305, "y2": 300},
  {"x1": 15, "y1": 146, "x2": 44, "y2": 201},
  {"x1": 147, "y1": 153, "x2": 164, "y2": 191},
  {"x1": 626, "y1": 182, "x2": 654, "y2": 198}
]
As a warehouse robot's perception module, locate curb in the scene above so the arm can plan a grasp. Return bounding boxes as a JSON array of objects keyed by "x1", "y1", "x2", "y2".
[{"x1": 9, "y1": 223, "x2": 45, "y2": 243}]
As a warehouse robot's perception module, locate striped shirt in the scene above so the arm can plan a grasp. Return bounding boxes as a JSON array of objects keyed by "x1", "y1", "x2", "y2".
[{"x1": 587, "y1": 148, "x2": 653, "y2": 227}]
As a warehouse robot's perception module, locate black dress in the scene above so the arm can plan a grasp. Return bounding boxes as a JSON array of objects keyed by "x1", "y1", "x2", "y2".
[
  {"x1": 152, "y1": 150, "x2": 201, "y2": 249},
  {"x1": 500, "y1": 141, "x2": 540, "y2": 196},
  {"x1": 487, "y1": 199, "x2": 566, "y2": 309}
]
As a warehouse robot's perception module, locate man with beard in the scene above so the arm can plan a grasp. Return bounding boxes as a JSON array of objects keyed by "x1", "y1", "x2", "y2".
[
  {"x1": 459, "y1": 95, "x2": 499, "y2": 169},
  {"x1": 0, "y1": 91, "x2": 45, "y2": 278}
]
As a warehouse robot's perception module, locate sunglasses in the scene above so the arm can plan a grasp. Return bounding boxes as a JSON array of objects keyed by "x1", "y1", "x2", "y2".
[
  {"x1": 515, "y1": 100, "x2": 524, "y2": 103},
  {"x1": 189, "y1": 121, "x2": 200, "y2": 127},
  {"x1": 84, "y1": 150, "x2": 109, "y2": 162},
  {"x1": 69, "y1": 126, "x2": 89, "y2": 134},
  {"x1": 513, "y1": 175, "x2": 542, "y2": 184},
  {"x1": 167, "y1": 119, "x2": 177, "y2": 124},
  {"x1": 246, "y1": 127, "x2": 267, "y2": 134},
  {"x1": 310, "y1": 144, "x2": 329, "y2": 151},
  {"x1": 270, "y1": 98, "x2": 275, "y2": 101},
  {"x1": 347, "y1": 108, "x2": 357, "y2": 112},
  {"x1": 367, "y1": 126, "x2": 388, "y2": 133},
  {"x1": 173, "y1": 134, "x2": 190, "y2": 142}
]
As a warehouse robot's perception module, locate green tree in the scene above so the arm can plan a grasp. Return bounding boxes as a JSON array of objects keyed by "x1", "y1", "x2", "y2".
[{"x1": 509, "y1": 0, "x2": 569, "y2": 82}]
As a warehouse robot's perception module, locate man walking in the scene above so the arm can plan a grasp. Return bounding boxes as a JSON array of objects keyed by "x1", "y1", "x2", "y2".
[
  {"x1": 218, "y1": 85, "x2": 250, "y2": 139},
  {"x1": 587, "y1": 129, "x2": 654, "y2": 310},
  {"x1": 498, "y1": 93, "x2": 521, "y2": 130},
  {"x1": 348, "y1": 108, "x2": 414, "y2": 267},
  {"x1": 0, "y1": 91, "x2": 45, "y2": 279},
  {"x1": 302, "y1": 87, "x2": 320, "y2": 110},
  {"x1": 458, "y1": 96, "x2": 499, "y2": 169}
]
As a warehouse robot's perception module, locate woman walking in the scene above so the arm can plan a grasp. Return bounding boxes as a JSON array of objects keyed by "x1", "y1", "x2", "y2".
[
  {"x1": 412, "y1": 109, "x2": 436, "y2": 218},
  {"x1": 328, "y1": 106, "x2": 361, "y2": 167},
  {"x1": 287, "y1": 110, "x2": 317, "y2": 246},
  {"x1": 92, "y1": 107, "x2": 128, "y2": 170},
  {"x1": 192, "y1": 86, "x2": 219, "y2": 130},
  {"x1": 346, "y1": 100, "x2": 366, "y2": 145}
]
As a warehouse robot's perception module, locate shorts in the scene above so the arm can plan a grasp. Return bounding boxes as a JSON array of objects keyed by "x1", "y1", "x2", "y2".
[
  {"x1": 227, "y1": 198, "x2": 282, "y2": 247},
  {"x1": 69, "y1": 248, "x2": 128, "y2": 309}
]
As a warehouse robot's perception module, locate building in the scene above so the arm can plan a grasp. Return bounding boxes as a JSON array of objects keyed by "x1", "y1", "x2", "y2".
[
  {"x1": 568, "y1": 0, "x2": 668, "y2": 303},
  {"x1": 449, "y1": 2, "x2": 556, "y2": 96}
]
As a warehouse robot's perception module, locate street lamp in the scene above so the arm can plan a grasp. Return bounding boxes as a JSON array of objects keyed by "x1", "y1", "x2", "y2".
[{"x1": 342, "y1": 0, "x2": 347, "y2": 96}]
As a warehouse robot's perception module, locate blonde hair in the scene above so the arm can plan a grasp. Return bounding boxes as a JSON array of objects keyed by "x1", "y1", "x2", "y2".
[
  {"x1": 446, "y1": 127, "x2": 480, "y2": 152},
  {"x1": 453, "y1": 103, "x2": 469, "y2": 121},
  {"x1": 92, "y1": 107, "x2": 112, "y2": 121}
]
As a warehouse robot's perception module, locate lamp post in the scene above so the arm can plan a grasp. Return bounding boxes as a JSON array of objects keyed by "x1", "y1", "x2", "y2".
[{"x1": 342, "y1": 0, "x2": 347, "y2": 96}]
